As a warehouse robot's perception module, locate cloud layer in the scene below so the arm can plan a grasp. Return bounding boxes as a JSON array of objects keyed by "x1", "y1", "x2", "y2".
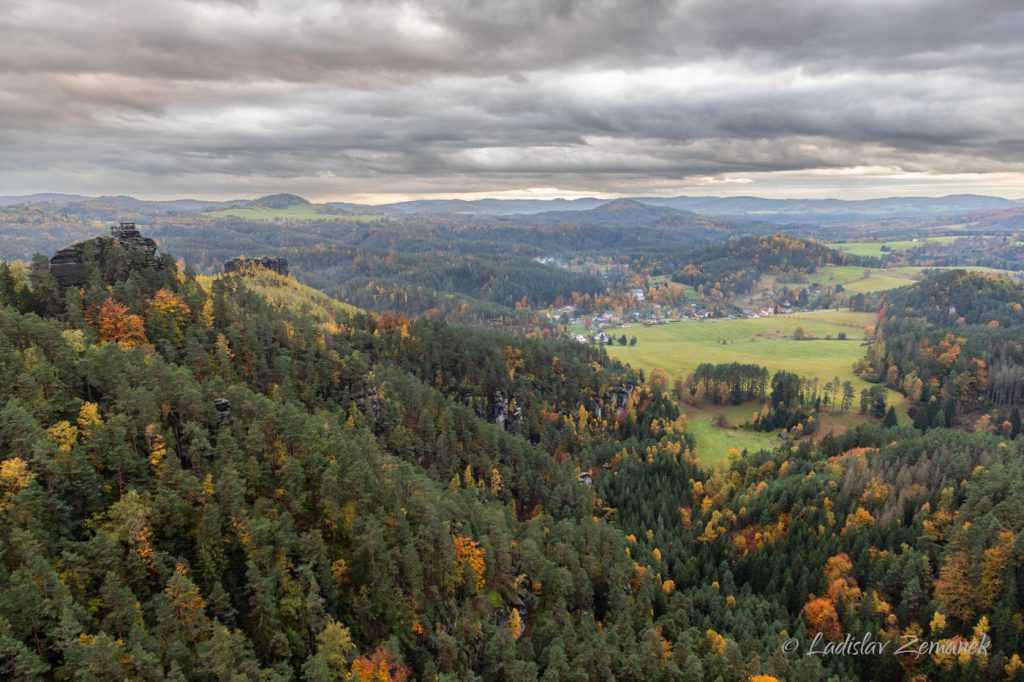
[{"x1": 2, "y1": 0, "x2": 1023, "y2": 199}]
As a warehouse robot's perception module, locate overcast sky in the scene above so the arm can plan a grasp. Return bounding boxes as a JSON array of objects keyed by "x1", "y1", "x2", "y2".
[{"x1": 2, "y1": 0, "x2": 1023, "y2": 202}]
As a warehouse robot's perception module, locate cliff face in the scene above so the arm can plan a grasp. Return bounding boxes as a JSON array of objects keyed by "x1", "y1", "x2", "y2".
[
  {"x1": 223, "y1": 256, "x2": 290, "y2": 276},
  {"x1": 50, "y1": 226, "x2": 162, "y2": 288}
]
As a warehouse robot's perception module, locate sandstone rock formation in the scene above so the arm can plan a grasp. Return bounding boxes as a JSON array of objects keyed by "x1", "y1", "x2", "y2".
[
  {"x1": 50, "y1": 222, "x2": 162, "y2": 288},
  {"x1": 223, "y1": 255, "x2": 290, "y2": 276}
]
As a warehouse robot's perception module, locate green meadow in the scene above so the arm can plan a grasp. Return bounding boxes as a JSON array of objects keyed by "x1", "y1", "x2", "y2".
[
  {"x1": 596, "y1": 310, "x2": 908, "y2": 465},
  {"x1": 680, "y1": 404, "x2": 778, "y2": 466},
  {"x1": 809, "y1": 265, "x2": 918, "y2": 293},
  {"x1": 605, "y1": 309, "x2": 874, "y2": 378},
  {"x1": 205, "y1": 204, "x2": 385, "y2": 221},
  {"x1": 810, "y1": 264, "x2": 1016, "y2": 294},
  {"x1": 827, "y1": 235, "x2": 963, "y2": 258}
]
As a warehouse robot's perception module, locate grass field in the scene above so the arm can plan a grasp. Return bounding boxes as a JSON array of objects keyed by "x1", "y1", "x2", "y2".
[
  {"x1": 810, "y1": 264, "x2": 1017, "y2": 294},
  {"x1": 681, "y1": 405, "x2": 777, "y2": 466},
  {"x1": 745, "y1": 265, "x2": 928, "y2": 305},
  {"x1": 810, "y1": 265, "x2": 919, "y2": 293},
  {"x1": 649, "y1": 276, "x2": 698, "y2": 299},
  {"x1": 828, "y1": 236, "x2": 963, "y2": 258},
  {"x1": 593, "y1": 310, "x2": 908, "y2": 465},
  {"x1": 205, "y1": 205, "x2": 385, "y2": 221},
  {"x1": 602, "y1": 309, "x2": 874, "y2": 378}
]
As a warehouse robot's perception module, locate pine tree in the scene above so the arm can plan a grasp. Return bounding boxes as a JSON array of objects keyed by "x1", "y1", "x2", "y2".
[{"x1": 883, "y1": 406, "x2": 898, "y2": 427}]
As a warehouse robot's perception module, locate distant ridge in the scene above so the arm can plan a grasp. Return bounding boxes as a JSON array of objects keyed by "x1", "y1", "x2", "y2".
[
  {"x1": 325, "y1": 193, "x2": 1017, "y2": 222},
  {"x1": 534, "y1": 198, "x2": 707, "y2": 224},
  {"x1": 0, "y1": 191, "x2": 1018, "y2": 224},
  {"x1": 329, "y1": 196, "x2": 608, "y2": 215},
  {"x1": 610, "y1": 194, "x2": 1019, "y2": 223},
  {"x1": 0, "y1": 193, "x2": 248, "y2": 212},
  {"x1": 0, "y1": 193, "x2": 89, "y2": 206},
  {"x1": 249, "y1": 193, "x2": 310, "y2": 208}
]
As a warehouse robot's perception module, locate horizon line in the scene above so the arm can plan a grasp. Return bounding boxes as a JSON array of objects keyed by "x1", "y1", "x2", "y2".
[{"x1": 2, "y1": 190, "x2": 1022, "y2": 206}]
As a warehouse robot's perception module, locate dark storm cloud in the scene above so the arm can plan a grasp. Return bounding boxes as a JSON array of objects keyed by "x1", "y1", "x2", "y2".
[{"x1": 1, "y1": 0, "x2": 1022, "y2": 198}]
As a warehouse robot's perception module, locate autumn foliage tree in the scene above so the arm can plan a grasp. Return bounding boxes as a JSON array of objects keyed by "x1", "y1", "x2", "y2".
[
  {"x1": 349, "y1": 646, "x2": 409, "y2": 682},
  {"x1": 453, "y1": 535, "x2": 486, "y2": 592},
  {"x1": 147, "y1": 288, "x2": 192, "y2": 343},
  {"x1": 804, "y1": 597, "x2": 842, "y2": 641},
  {"x1": 93, "y1": 297, "x2": 147, "y2": 347}
]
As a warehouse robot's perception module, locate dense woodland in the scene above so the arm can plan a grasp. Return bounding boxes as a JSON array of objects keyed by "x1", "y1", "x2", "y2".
[
  {"x1": 671, "y1": 236, "x2": 874, "y2": 304},
  {"x1": 858, "y1": 271, "x2": 1024, "y2": 432},
  {"x1": 0, "y1": 242, "x2": 699, "y2": 680},
  {"x1": 0, "y1": 218, "x2": 1021, "y2": 679},
  {"x1": 895, "y1": 236, "x2": 1024, "y2": 271},
  {"x1": 0, "y1": 199, "x2": 795, "y2": 329}
]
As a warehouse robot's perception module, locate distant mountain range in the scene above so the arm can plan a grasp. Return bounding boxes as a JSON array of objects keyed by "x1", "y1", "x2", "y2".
[
  {"x1": 636, "y1": 194, "x2": 1021, "y2": 224},
  {"x1": 0, "y1": 193, "x2": 247, "y2": 212},
  {"x1": 2, "y1": 191, "x2": 1021, "y2": 224},
  {"x1": 330, "y1": 193, "x2": 1022, "y2": 222}
]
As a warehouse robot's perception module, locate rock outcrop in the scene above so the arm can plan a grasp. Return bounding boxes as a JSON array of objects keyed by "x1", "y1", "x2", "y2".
[
  {"x1": 50, "y1": 222, "x2": 162, "y2": 288},
  {"x1": 213, "y1": 398, "x2": 232, "y2": 425},
  {"x1": 223, "y1": 256, "x2": 290, "y2": 276}
]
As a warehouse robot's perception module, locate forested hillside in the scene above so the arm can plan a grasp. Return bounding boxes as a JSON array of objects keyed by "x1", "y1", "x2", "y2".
[
  {"x1": 0, "y1": 241, "x2": 697, "y2": 679},
  {"x1": 671, "y1": 236, "x2": 873, "y2": 301},
  {"x1": 600, "y1": 425, "x2": 1024, "y2": 681},
  {"x1": 860, "y1": 270, "x2": 1024, "y2": 428},
  {"x1": 0, "y1": 198, "x2": 782, "y2": 329},
  {"x1": 0, "y1": 237, "x2": 1021, "y2": 680}
]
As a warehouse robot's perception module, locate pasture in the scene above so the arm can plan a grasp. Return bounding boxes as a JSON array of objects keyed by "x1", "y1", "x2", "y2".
[
  {"x1": 606, "y1": 309, "x2": 874, "y2": 379},
  {"x1": 205, "y1": 204, "x2": 385, "y2": 221},
  {"x1": 810, "y1": 264, "x2": 1017, "y2": 294},
  {"x1": 827, "y1": 236, "x2": 963, "y2": 258},
  {"x1": 681, "y1": 405, "x2": 778, "y2": 466},
  {"x1": 809, "y1": 265, "x2": 919, "y2": 293},
  {"x1": 598, "y1": 310, "x2": 908, "y2": 465}
]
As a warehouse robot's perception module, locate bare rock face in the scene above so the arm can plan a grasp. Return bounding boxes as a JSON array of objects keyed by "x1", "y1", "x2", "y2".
[
  {"x1": 213, "y1": 398, "x2": 232, "y2": 426},
  {"x1": 608, "y1": 383, "x2": 634, "y2": 409},
  {"x1": 223, "y1": 256, "x2": 289, "y2": 276},
  {"x1": 50, "y1": 222, "x2": 162, "y2": 288},
  {"x1": 493, "y1": 390, "x2": 509, "y2": 430}
]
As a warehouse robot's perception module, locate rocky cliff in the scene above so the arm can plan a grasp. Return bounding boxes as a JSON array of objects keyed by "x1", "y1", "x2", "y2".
[
  {"x1": 49, "y1": 224, "x2": 163, "y2": 288},
  {"x1": 223, "y1": 255, "x2": 290, "y2": 276}
]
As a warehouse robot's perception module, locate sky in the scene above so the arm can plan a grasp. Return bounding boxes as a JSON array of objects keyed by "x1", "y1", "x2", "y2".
[{"x1": 2, "y1": 0, "x2": 1023, "y2": 202}]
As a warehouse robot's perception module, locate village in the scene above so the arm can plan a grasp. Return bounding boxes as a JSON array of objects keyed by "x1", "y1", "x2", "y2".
[
  {"x1": 537, "y1": 255, "x2": 816, "y2": 345},
  {"x1": 557, "y1": 289, "x2": 802, "y2": 346}
]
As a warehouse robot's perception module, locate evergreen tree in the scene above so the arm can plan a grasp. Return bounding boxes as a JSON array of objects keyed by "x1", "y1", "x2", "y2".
[{"x1": 883, "y1": 406, "x2": 898, "y2": 427}]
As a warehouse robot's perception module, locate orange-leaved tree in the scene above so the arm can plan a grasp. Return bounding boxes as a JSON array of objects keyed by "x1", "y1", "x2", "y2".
[
  {"x1": 94, "y1": 298, "x2": 147, "y2": 347},
  {"x1": 349, "y1": 646, "x2": 409, "y2": 682},
  {"x1": 804, "y1": 596, "x2": 842, "y2": 640}
]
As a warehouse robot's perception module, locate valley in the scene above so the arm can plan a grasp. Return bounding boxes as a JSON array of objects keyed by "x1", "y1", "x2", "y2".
[
  {"x1": 5, "y1": 4, "x2": 1024, "y2": 678},
  {"x1": 0, "y1": 195, "x2": 1022, "y2": 681},
  {"x1": 579, "y1": 309, "x2": 908, "y2": 464}
]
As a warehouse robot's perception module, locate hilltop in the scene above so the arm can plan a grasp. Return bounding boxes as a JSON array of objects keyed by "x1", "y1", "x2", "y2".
[
  {"x1": 671, "y1": 235, "x2": 870, "y2": 300},
  {"x1": 248, "y1": 193, "x2": 311, "y2": 209},
  {"x1": 205, "y1": 265, "x2": 360, "y2": 325}
]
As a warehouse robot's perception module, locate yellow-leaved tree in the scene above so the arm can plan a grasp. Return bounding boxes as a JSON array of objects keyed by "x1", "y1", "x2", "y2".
[{"x1": 453, "y1": 535, "x2": 486, "y2": 592}]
